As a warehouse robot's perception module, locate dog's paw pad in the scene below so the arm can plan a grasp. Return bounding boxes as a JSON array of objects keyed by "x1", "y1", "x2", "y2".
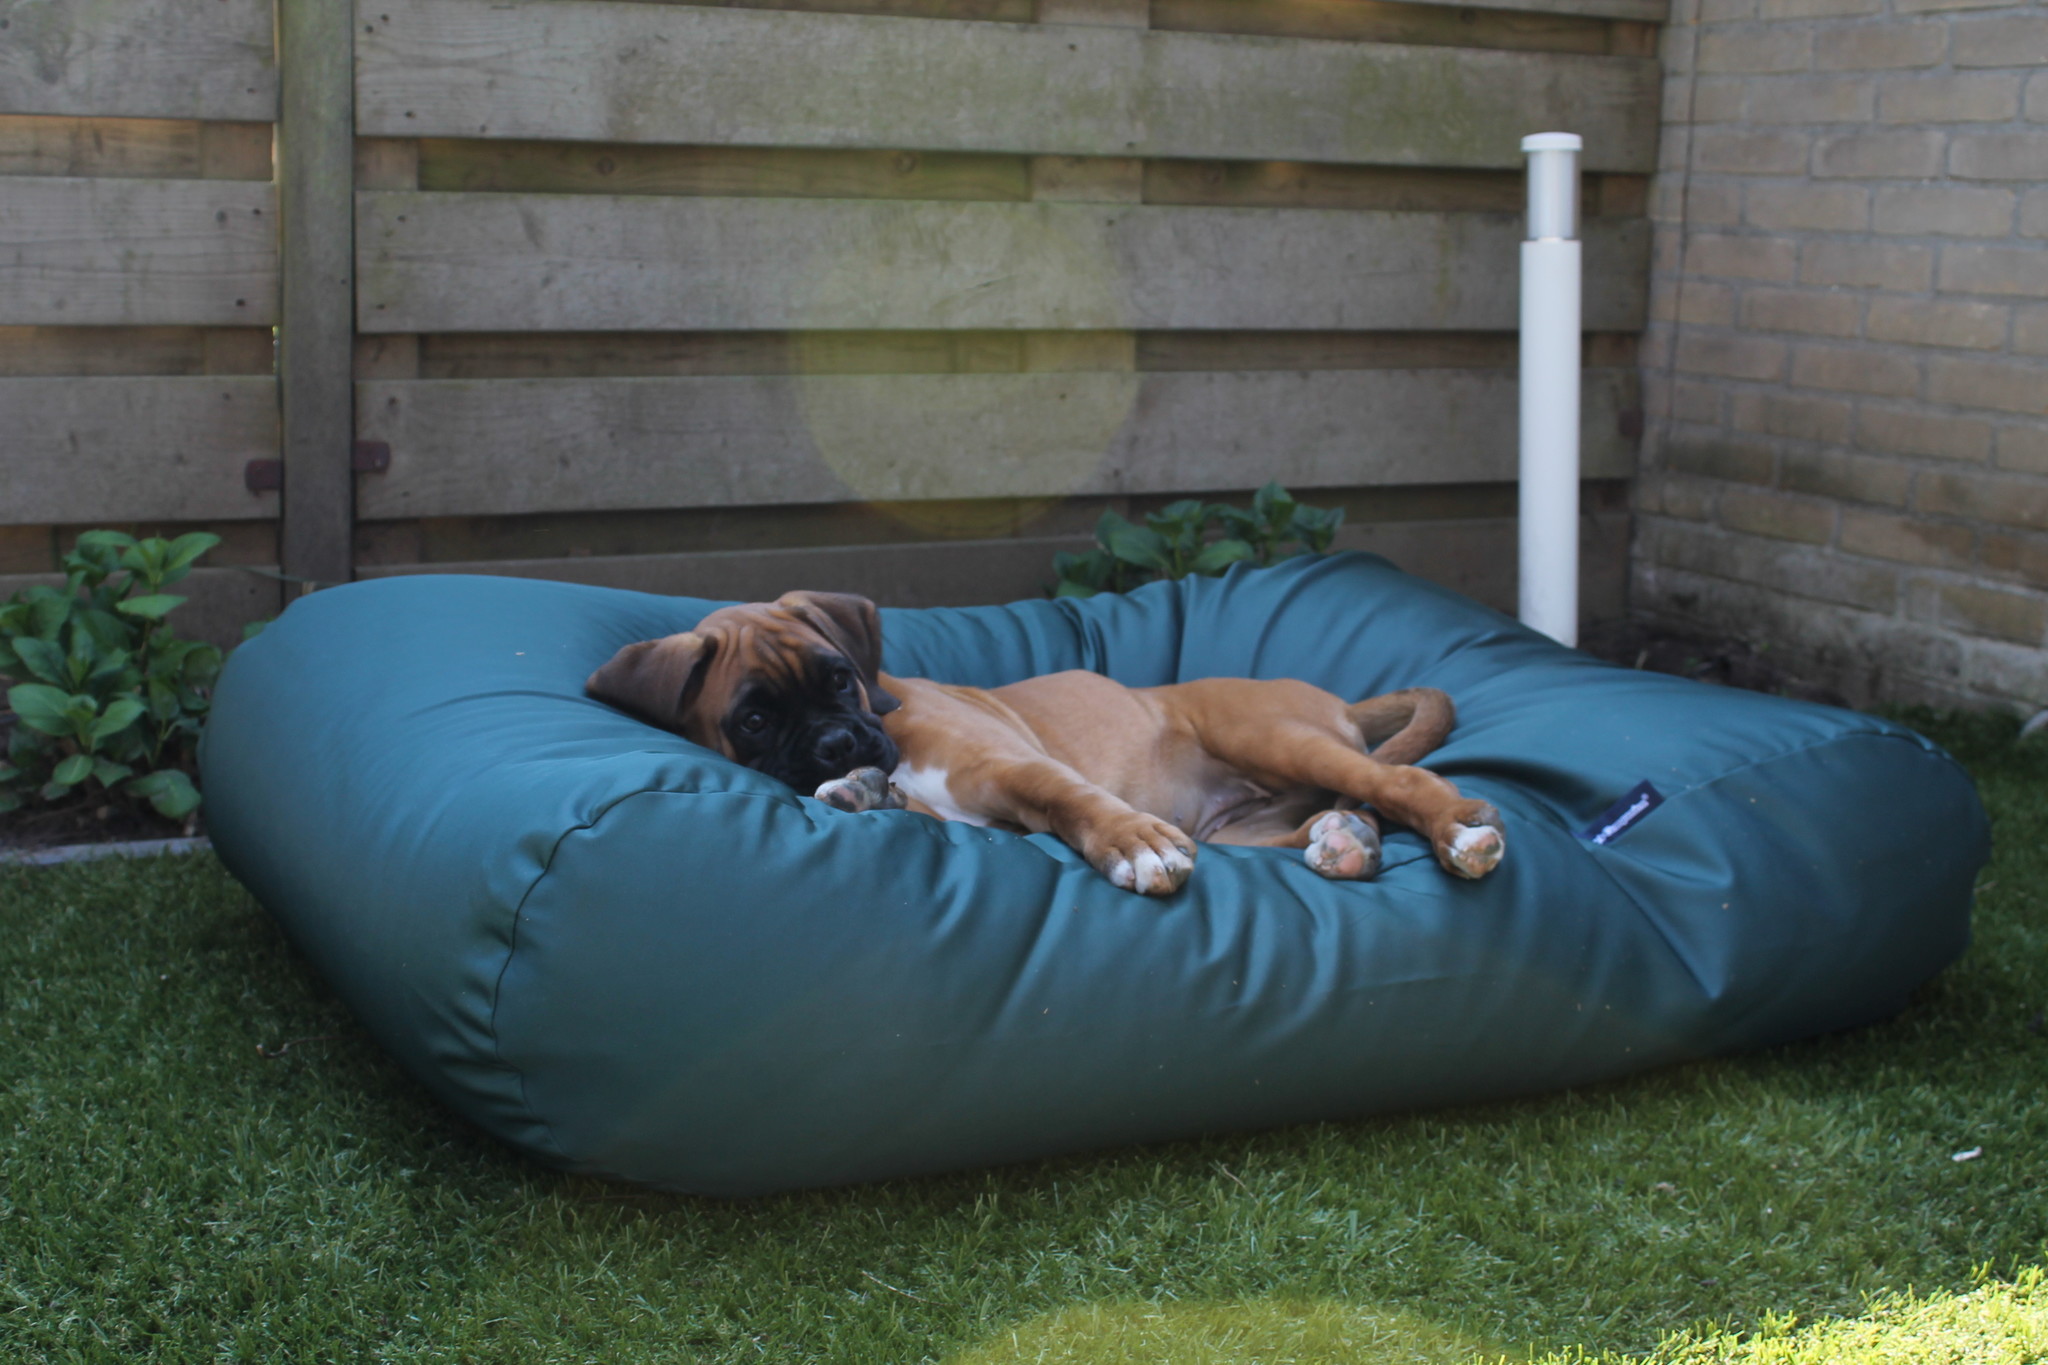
[
  {"x1": 1305, "y1": 810, "x2": 1382, "y2": 881},
  {"x1": 1443, "y1": 819, "x2": 1505, "y2": 880},
  {"x1": 814, "y1": 767, "x2": 902, "y2": 813}
]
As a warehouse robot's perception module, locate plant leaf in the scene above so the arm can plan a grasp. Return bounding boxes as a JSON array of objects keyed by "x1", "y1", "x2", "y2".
[
  {"x1": 1189, "y1": 539, "x2": 1257, "y2": 575},
  {"x1": 0, "y1": 790, "x2": 20, "y2": 815},
  {"x1": 92, "y1": 758, "x2": 134, "y2": 787},
  {"x1": 27, "y1": 589, "x2": 73, "y2": 640},
  {"x1": 39, "y1": 777, "x2": 75, "y2": 802},
  {"x1": 52, "y1": 753, "x2": 92, "y2": 787},
  {"x1": 240, "y1": 617, "x2": 272, "y2": 643},
  {"x1": 1101, "y1": 521, "x2": 1172, "y2": 573},
  {"x1": 7, "y1": 683, "x2": 75, "y2": 736},
  {"x1": 10, "y1": 636, "x2": 66, "y2": 685},
  {"x1": 128, "y1": 768, "x2": 201, "y2": 820},
  {"x1": 117, "y1": 594, "x2": 187, "y2": 621},
  {"x1": 158, "y1": 532, "x2": 221, "y2": 585},
  {"x1": 89, "y1": 697, "x2": 146, "y2": 744}
]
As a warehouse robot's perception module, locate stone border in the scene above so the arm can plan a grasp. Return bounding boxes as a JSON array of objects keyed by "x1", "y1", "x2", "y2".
[{"x1": 0, "y1": 836, "x2": 213, "y2": 868}]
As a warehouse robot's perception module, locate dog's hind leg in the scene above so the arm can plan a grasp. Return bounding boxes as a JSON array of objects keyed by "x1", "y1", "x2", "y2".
[{"x1": 1189, "y1": 701, "x2": 1504, "y2": 880}]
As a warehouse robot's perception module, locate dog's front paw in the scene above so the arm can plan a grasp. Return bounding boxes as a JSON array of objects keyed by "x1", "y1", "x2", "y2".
[
  {"x1": 814, "y1": 767, "x2": 905, "y2": 814},
  {"x1": 1434, "y1": 801, "x2": 1505, "y2": 880},
  {"x1": 1083, "y1": 814, "x2": 1197, "y2": 897},
  {"x1": 1304, "y1": 810, "x2": 1382, "y2": 880}
]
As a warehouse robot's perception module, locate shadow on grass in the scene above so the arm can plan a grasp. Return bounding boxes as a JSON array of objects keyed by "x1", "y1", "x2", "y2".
[{"x1": 2, "y1": 709, "x2": 2043, "y2": 1363}]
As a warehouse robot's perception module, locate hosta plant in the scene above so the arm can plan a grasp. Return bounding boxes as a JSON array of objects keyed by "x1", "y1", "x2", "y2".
[
  {"x1": 0, "y1": 531, "x2": 226, "y2": 822},
  {"x1": 1051, "y1": 481, "x2": 1345, "y2": 599}
]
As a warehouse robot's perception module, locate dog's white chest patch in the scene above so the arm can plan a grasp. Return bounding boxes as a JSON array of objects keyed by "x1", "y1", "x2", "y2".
[{"x1": 891, "y1": 765, "x2": 990, "y2": 827}]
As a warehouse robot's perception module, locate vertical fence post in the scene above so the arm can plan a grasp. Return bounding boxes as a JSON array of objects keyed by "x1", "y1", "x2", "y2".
[
  {"x1": 1519, "y1": 131, "x2": 1582, "y2": 648},
  {"x1": 276, "y1": 0, "x2": 356, "y2": 591}
]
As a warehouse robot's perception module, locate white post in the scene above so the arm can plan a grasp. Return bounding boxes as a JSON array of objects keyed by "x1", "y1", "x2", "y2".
[{"x1": 1519, "y1": 132, "x2": 1583, "y2": 647}]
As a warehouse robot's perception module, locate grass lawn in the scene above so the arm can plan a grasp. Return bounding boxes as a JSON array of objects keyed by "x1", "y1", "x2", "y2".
[{"x1": 3, "y1": 709, "x2": 2044, "y2": 1364}]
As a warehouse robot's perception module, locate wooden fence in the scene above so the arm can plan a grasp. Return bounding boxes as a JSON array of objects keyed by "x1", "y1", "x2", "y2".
[{"x1": 2, "y1": 0, "x2": 1664, "y2": 641}]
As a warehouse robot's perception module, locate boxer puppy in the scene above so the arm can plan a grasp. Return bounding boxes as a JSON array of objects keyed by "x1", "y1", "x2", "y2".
[{"x1": 586, "y1": 591, "x2": 1504, "y2": 897}]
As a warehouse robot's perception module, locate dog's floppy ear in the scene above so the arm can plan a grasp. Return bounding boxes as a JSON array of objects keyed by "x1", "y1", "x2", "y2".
[
  {"x1": 777, "y1": 591, "x2": 899, "y2": 716},
  {"x1": 585, "y1": 631, "x2": 716, "y2": 731}
]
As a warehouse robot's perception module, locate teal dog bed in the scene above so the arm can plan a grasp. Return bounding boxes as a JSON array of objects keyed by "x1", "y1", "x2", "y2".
[{"x1": 200, "y1": 555, "x2": 1985, "y2": 1196}]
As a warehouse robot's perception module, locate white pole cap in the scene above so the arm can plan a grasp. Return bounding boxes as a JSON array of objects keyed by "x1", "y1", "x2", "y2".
[{"x1": 1522, "y1": 131, "x2": 1581, "y2": 241}]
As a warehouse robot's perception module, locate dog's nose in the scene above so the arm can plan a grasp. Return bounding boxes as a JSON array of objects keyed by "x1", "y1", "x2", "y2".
[{"x1": 814, "y1": 725, "x2": 857, "y2": 766}]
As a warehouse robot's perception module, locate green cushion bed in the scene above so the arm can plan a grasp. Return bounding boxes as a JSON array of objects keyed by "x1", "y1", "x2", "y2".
[{"x1": 199, "y1": 554, "x2": 1986, "y2": 1196}]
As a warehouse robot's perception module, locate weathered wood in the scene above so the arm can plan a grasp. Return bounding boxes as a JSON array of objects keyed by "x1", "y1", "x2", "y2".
[
  {"x1": 411, "y1": 330, "x2": 1148, "y2": 379},
  {"x1": 403, "y1": 328, "x2": 1661, "y2": 379},
  {"x1": 354, "y1": 137, "x2": 420, "y2": 191},
  {"x1": 0, "y1": 326, "x2": 272, "y2": 376},
  {"x1": 0, "y1": 565, "x2": 281, "y2": 649},
  {"x1": 356, "y1": 0, "x2": 1660, "y2": 172},
  {"x1": 1341, "y1": 0, "x2": 1664, "y2": 20},
  {"x1": 356, "y1": 537, "x2": 1093, "y2": 609},
  {"x1": 0, "y1": 0, "x2": 277, "y2": 121},
  {"x1": 358, "y1": 194, "x2": 1651, "y2": 333},
  {"x1": 1146, "y1": 161, "x2": 1646, "y2": 218},
  {"x1": 1031, "y1": 156, "x2": 1144, "y2": 203},
  {"x1": 349, "y1": 510, "x2": 1630, "y2": 622},
  {"x1": 0, "y1": 117, "x2": 271, "y2": 180},
  {"x1": 650, "y1": 0, "x2": 1034, "y2": 20},
  {"x1": 1151, "y1": 0, "x2": 1614, "y2": 54},
  {"x1": 276, "y1": 0, "x2": 356, "y2": 587},
  {"x1": 354, "y1": 496, "x2": 1112, "y2": 566},
  {"x1": 351, "y1": 477, "x2": 1629, "y2": 565},
  {"x1": 403, "y1": 140, "x2": 1658, "y2": 217},
  {"x1": 417, "y1": 139, "x2": 1029, "y2": 201},
  {"x1": 1037, "y1": 0, "x2": 1150, "y2": 27},
  {"x1": 354, "y1": 368, "x2": 1636, "y2": 519},
  {"x1": 0, "y1": 376, "x2": 279, "y2": 524},
  {"x1": 0, "y1": 177, "x2": 277, "y2": 326}
]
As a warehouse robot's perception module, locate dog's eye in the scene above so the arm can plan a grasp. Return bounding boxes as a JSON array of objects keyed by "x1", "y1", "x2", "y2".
[
  {"x1": 833, "y1": 669, "x2": 855, "y2": 695},
  {"x1": 738, "y1": 710, "x2": 768, "y2": 735}
]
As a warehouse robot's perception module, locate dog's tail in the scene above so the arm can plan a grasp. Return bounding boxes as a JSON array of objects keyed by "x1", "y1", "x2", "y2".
[{"x1": 1347, "y1": 687, "x2": 1457, "y2": 766}]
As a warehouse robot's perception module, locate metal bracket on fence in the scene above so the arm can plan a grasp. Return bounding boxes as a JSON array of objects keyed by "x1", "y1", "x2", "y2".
[{"x1": 244, "y1": 443, "x2": 389, "y2": 494}]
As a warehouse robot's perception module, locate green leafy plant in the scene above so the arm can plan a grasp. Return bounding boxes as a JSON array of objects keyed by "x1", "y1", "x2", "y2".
[
  {"x1": 1051, "y1": 482, "x2": 1345, "y2": 599},
  {"x1": 0, "y1": 530, "x2": 225, "y2": 821}
]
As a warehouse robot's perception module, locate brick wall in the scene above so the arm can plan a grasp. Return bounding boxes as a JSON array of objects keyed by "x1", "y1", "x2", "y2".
[{"x1": 1637, "y1": 0, "x2": 2047, "y2": 713}]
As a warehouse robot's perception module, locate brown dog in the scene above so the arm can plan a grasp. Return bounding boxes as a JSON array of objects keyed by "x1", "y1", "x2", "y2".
[{"x1": 586, "y1": 591, "x2": 1504, "y2": 896}]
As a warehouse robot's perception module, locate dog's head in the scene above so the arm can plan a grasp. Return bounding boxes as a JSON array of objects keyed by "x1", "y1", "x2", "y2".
[{"x1": 585, "y1": 591, "x2": 901, "y2": 792}]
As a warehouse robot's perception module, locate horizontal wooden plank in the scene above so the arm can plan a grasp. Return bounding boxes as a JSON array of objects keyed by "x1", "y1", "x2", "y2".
[
  {"x1": 398, "y1": 329, "x2": 1642, "y2": 379},
  {"x1": 358, "y1": 194, "x2": 1649, "y2": 333},
  {"x1": 0, "y1": 326, "x2": 273, "y2": 376},
  {"x1": 356, "y1": 0, "x2": 1659, "y2": 172},
  {"x1": 417, "y1": 138, "x2": 1031, "y2": 202},
  {"x1": 0, "y1": 0, "x2": 277, "y2": 122},
  {"x1": 407, "y1": 136, "x2": 1649, "y2": 216},
  {"x1": 0, "y1": 565, "x2": 279, "y2": 649},
  {"x1": 358, "y1": 536, "x2": 1091, "y2": 609},
  {"x1": 0, "y1": 116, "x2": 273, "y2": 180},
  {"x1": 1370, "y1": 0, "x2": 1664, "y2": 21},
  {"x1": 588, "y1": 0, "x2": 1667, "y2": 27},
  {"x1": 351, "y1": 477, "x2": 1631, "y2": 565},
  {"x1": 671, "y1": 0, "x2": 1034, "y2": 21},
  {"x1": 2, "y1": 520, "x2": 277, "y2": 573},
  {"x1": 1, "y1": 376, "x2": 280, "y2": 524},
  {"x1": 355, "y1": 368, "x2": 1637, "y2": 519},
  {"x1": 351, "y1": 511, "x2": 1629, "y2": 622},
  {"x1": 0, "y1": 177, "x2": 278, "y2": 326},
  {"x1": 1150, "y1": 0, "x2": 1617, "y2": 55}
]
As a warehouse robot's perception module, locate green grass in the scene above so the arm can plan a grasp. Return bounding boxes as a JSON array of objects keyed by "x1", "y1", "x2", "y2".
[{"x1": 2, "y1": 709, "x2": 2044, "y2": 1364}]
